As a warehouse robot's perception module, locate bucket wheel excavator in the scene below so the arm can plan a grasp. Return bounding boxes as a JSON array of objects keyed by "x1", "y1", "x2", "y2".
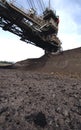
[{"x1": 0, "y1": 0, "x2": 62, "y2": 53}]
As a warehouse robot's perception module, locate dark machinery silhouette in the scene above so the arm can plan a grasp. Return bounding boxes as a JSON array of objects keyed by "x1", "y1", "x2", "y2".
[{"x1": 0, "y1": 0, "x2": 62, "y2": 53}]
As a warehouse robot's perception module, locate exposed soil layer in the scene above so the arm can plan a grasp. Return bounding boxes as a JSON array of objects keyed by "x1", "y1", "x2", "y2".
[
  {"x1": 15, "y1": 47, "x2": 81, "y2": 78},
  {"x1": 0, "y1": 47, "x2": 81, "y2": 130}
]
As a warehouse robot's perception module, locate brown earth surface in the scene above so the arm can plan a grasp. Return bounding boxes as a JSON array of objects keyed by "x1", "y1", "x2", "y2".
[{"x1": 0, "y1": 47, "x2": 81, "y2": 130}]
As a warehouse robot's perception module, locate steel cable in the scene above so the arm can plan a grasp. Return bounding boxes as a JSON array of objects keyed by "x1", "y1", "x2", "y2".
[
  {"x1": 39, "y1": 0, "x2": 45, "y2": 11},
  {"x1": 26, "y1": 0, "x2": 45, "y2": 14},
  {"x1": 36, "y1": 0, "x2": 43, "y2": 13},
  {"x1": 26, "y1": 0, "x2": 31, "y2": 8}
]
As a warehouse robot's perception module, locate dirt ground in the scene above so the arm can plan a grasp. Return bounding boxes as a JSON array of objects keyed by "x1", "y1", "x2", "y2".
[{"x1": 0, "y1": 47, "x2": 81, "y2": 130}]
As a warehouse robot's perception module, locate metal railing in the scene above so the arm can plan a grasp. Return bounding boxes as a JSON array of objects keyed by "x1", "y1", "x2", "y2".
[{"x1": 7, "y1": 0, "x2": 29, "y2": 14}]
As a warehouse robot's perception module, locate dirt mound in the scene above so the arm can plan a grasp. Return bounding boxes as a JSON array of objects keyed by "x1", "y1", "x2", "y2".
[
  {"x1": 0, "y1": 47, "x2": 81, "y2": 130},
  {"x1": 15, "y1": 47, "x2": 81, "y2": 78}
]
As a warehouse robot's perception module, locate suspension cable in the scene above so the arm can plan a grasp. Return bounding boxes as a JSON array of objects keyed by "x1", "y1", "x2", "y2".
[
  {"x1": 26, "y1": 0, "x2": 45, "y2": 14},
  {"x1": 36, "y1": 0, "x2": 43, "y2": 13},
  {"x1": 26, "y1": 0, "x2": 31, "y2": 8},
  {"x1": 38, "y1": 0, "x2": 43, "y2": 11},
  {"x1": 41, "y1": 0, "x2": 45, "y2": 10},
  {"x1": 29, "y1": 0, "x2": 34, "y2": 8},
  {"x1": 31, "y1": 0, "x2": 36, "y2": 9},
  {"x1": 39, "y1": 0, "x2": 45, "y2": 11}
]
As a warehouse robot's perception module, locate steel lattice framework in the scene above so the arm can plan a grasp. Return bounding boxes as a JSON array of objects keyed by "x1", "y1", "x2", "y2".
[{"x1": 0, "y1": 0, "x2": 62, "y2": 52}]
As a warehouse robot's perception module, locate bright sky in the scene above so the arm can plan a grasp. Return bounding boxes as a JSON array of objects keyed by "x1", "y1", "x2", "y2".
[{"x1": 0, "y1": 0, "x2": 81, "y2": 62}]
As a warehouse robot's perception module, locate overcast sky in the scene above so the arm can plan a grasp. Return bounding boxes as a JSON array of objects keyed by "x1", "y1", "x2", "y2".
[{"x1": 0, "y1": 0, "x2": 81, "y2": 62}]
